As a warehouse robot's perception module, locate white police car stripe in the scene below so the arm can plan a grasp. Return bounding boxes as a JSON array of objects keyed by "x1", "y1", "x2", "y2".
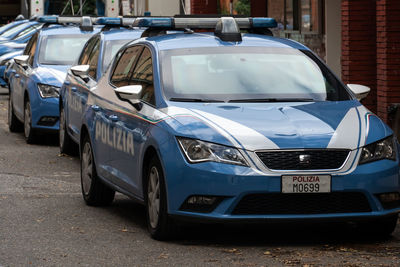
[{"x1": 327, "y1": 107, "x2": 361, "y2": 149}]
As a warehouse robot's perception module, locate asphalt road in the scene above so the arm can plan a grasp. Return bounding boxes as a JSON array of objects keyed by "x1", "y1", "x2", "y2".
[{"x1": 0, "y1": 87, "x2": 399, "y2": 266}]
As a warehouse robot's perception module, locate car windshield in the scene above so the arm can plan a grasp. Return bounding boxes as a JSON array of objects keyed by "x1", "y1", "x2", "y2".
[
  {"x1": 38, "y1": 34, "x2": 92, "y2": 65},
  {"x1": 102, "y1": 39, "x2": 130, "y2": 73},
  {"x1": 0, "y1": 23, "x2": 29, "y2": 38},
  {"x1": 161, "y1": 47, "x2": 351, "y2": 102}
]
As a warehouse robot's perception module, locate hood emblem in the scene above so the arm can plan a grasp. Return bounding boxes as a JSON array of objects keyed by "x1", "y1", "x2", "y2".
[{"x1": 299, "y1": 154, "x2": 311, "y2": 165}]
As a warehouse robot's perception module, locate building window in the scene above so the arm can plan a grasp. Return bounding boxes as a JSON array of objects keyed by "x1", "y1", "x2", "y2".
[{"x1": 267, "y1": 0, "x2": 321, "y2": 33}]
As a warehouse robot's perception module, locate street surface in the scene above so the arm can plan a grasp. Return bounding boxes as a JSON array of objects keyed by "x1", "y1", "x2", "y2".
[{"x1": 0, "y1": 87, "x2": 399, "y2": 266}]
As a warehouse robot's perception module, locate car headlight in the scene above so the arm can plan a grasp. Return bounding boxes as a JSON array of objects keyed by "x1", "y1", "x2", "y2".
[
  {"x1": 177, "y1": 137, "x2": 248, "y2": 166},
  {"x1": 37, "y1": 83, "x2": 60, "y2": 98},
  {"x1": 359, "y1": 135, "x2": 396, "y2": 164}
]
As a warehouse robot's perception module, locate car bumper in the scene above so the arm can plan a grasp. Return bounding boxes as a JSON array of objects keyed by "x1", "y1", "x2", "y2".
[
  {"x1": 31, "y1": 96, "x2": 59, "y2": 131},
  {"x1": 162, "y1": 145, "x2": 400, "y2": 222}
]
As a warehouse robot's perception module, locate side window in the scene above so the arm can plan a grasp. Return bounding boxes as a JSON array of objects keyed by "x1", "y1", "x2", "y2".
[
  {"x1": 130, "y1": 47, "x2": 154, "y2": 105},
  {"x1": 25, "y1": 33, "x2": 38, "y2": 66},
  {"x1": 110, "y1": 46, "x2": 142, "y2": 87},
  {"x1": 78, "y1": 36, "x2": 97, "y2": 65},
  {"x1": 88, "y1": 39, "x2": 100, "y2": 80}
]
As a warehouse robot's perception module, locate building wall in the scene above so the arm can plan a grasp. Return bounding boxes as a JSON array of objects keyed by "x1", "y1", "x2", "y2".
[
  {"x1": 190, "y1": 0, "x2": 217, "y2": 14},
  {"x1": 148, "y1": 0, "x2": 180, "y2": 16}
]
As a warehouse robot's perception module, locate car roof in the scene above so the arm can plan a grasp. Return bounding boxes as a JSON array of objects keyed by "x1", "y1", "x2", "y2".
[
  {"x1": 144, "y1": 32, "x2": 310, "y2": 51},
  {"x1": 39, "y1": 25, "x2": 103, "y2": 36},
  {"x1": 101, "y1": 28, "x2": 144, "y2": 41}
]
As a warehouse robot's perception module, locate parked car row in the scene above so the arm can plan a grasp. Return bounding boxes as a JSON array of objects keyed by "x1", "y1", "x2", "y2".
[{"x1": 3, "y1": 15, "x2": 400, "y2": 240}]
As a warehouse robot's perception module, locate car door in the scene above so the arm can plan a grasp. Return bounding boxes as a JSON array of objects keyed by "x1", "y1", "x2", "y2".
[
  {"x1": 66, "y1": 36, "x2": 99, "y2": 140},
  {"x1": 90, "y1": 45, "x2": 143, "y2": 184},
  {"x1": 108, "y1": 45, "x2": 155, "y2": 197},
  {"x1": 11, "y1": 32, "x2": 38, "y2": 120}
]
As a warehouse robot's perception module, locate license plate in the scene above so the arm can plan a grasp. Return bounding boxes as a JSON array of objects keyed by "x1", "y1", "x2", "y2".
[{"x1": 282, "y1": 175, "x2": 331, "y2": 193}]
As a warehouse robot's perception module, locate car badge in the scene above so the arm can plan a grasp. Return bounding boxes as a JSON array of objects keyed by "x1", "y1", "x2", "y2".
[{"x1": 299, "y1": 154, "x2": 311, "y2": 165}]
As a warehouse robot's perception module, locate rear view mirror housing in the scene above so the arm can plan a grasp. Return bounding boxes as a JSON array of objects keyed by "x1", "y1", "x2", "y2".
[
  {"x1": 347, "y1": 84, "x2": 370, "y2": 101},
  {"x1": 114, "y1": 85, "x2": 143, "y2": 109},
  {"x1": 14, "y1": 55, "x2": 29, "y2": 68},
  {"x1": 70, "y1": 65, "x2": 90, "y2": 80}
]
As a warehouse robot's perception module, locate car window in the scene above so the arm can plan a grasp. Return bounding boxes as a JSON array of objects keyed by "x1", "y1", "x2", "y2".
[
  {"x1": 88, "y1": 39, "x2": 100, "y2": 80},
  {"x1": 110, "y1": 46, "x2": 142, "y2": 87},
  {"x1": 26, "y1": 33, "x2": 38, "y2": 66},
  {"x1": 161, "y1": 47, "x2": 351, "y2": 102},
  {"x1": 38, "y1": 34, "x2": 92, "y2": 65},
  {"x1": 130, "y1": 47, "x2": 154, "y2": 105},
  {"x1": 102, "y1": 39, "x2": 132, "y2": 73},
  {"x1": 78, "y1": 36, "x2": 98, "y2": 65}
]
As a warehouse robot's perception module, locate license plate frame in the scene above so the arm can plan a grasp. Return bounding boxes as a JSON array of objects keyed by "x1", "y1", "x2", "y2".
[{"x1": 281, "y1": 175, "x2": 331, "y2": 193}]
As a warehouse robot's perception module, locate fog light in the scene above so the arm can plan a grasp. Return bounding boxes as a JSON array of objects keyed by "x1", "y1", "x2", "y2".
[
  {"x1": 377, "y1": 193, "x2": 400, "y2": 209},
  {"x1": 38, "y1": 116, "x2": 58, "y2": 126},
  {"x1": 180, "y1": 195, "x2": 223, "y2": 213}
]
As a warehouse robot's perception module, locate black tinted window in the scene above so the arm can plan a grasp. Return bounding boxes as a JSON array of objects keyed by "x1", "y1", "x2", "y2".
[{"x1": 110, "y1": 46, "x2": 142, "y2": 87}]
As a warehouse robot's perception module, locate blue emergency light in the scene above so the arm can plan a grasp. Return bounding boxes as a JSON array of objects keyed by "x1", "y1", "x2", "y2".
[
  {"x1": 133, "y1": 16, "x2": 277, "y2": 42},
  {"x1": 94, "y1": 17, "x2": 136, "y2": 27}
]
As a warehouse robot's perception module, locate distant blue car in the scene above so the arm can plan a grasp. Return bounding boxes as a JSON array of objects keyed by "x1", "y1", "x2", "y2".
[
  {"x1": 59, "y1": 27, "x2": 143, "y2": 153},
  {"x1": 0, "y1": 19, "x2": 27, "y2": 36},
  {"x1": 8, "y1": 17, "x2": 101, "y2": 143},
  {"x1": 77, "y1": 17, "x2": 400, "y2": 240},
  {"x1": 0, "y1": 21, "x2": 41, "y2": 43},
  {"x1": 0, "y1": 50, "x2": 22, "y2": 87}
]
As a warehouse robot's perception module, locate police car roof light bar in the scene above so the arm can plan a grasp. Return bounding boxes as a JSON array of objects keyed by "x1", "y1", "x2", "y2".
[
  {"x1": 37, "y1": 15, "x2": 94, "y2": 31},
  {"x1": 133, "y1": 17, "x2": 277, "y2": 42},
  {"x1": 132, "y1": 17, "x2": 277, "y2": 29},
  {"x1": 94, "y1": 17, "x2": 136, "y2": 27}
]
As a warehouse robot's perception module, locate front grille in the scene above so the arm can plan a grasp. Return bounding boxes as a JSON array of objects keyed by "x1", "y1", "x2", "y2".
[
  {"x1": 232, "y1": 192, "x2": 371, "y2": 215},
  {"x1": 256, "y1": 150, "x2": 350, "y2": 170}
]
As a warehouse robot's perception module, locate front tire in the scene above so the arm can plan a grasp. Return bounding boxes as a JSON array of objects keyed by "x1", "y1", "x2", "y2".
[
  {"x1": 145, "y1": 156, "x2": 176, "y2": 240},
  {"x1": 8, "y1": 94, "x2": 23, "y2": 132},
  {"x1": 24, "y1": 100, "x2": 36, "y2": 144},
  {"x1": 59, "y1": 104, "x2": 75, "y2": 154},
  {"x1": 80, "y1": 135, "x2": 115, "y2": 206}
]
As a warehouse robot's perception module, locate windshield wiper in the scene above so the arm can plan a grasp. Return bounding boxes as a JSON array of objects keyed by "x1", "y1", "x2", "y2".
[
  {"x1": 169, "y1": 98, "x2": 224, "y2": 103},
  {"x1": 228, "y1": 98, "x2": 315, "y2": 103}
]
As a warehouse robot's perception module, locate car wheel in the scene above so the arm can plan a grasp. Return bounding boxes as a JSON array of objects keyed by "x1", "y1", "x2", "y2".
[
  {"x1": 145, "y1": 156, "x2": 176, "y2": 240},
  {"x1": 59, "y1": 104, "x2": 75, "y2": 154},
  {"x1": 8, "y1": 94, "x2": 23, "y2": 132},
  {"x1": 81, "y1": 135, "x2": 115, "y2": 206},
  {"x1": 358, "y1": 215, "x2": 398, "y2": 238},
  {"x1": 24, "y1": 100, "x2": 36, "y2": 144}
]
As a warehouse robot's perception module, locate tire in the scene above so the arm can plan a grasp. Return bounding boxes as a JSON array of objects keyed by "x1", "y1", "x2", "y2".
[
  {"x1": 59, "y1": 104, "x2": 75, "y2": 155},
  {"x1": 80, "y1": 134, "x2": 115, "y2": 206},
  {"x1": 8, "y1": 94, "x2": 23, "y2": 132},
  {"x1": 358, "y1": 215, "x2": 398, "y2": 238},
  {"x1": 24, "y1": 100, "x2": 36, "y2": 144},
  {"x1": 145, "y1": 156, "x2": 176, "y2": 240}
]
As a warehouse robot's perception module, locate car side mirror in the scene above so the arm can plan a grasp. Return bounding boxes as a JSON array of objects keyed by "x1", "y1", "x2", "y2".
[
  {"x1": 347, "y1": 84, "x2": 370, "y2": 101},
  {"x1": 14, "y1": 55, "x2": 29, "y2": 68},
  {"x1": 114, "y1": 85, "x2": 143, "y2": 109},
  {"x1": 70, "y1": 65, "x2": 90, "y2": 80}
]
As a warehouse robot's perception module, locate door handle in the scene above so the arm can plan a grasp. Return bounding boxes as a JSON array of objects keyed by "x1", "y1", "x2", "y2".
[
  {"x1": 14, "y1": 74, "x2": 20, "y2": 78},
  {"x1": 71, "y1": 86, "x2": 77, "y2": 92},
  {"x1": 91, "y1": 105, "x2": 100, "y2": 112},
  {"x1": 64, "y1": 80, "x2": 70, "y2": 86},
  {"x1": 109, "y1": 115, "x2": 119, "y2": 122}
]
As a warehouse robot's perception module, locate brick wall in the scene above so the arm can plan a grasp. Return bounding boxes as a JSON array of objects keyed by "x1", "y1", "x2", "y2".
[
  {"x1": 341, "y1": 0, "x2": 377, "y2": 113},
  {"x1": 376, "y1": 0, "x2": 400, "y2": 123},
  {"x1": 191, "y1": 0, "x2": 217, "y2": 14}
]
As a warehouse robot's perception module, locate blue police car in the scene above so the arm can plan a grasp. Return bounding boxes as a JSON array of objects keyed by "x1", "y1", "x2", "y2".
[
  {"x1": 0, "y1": 17, "x2": 27, "y2": 36},
  {"x1": 0, "y1": 20, "x2": 41, "y2": 43},
  {"x1": 59, "y1": 19, "x2": 142, "y2": 154},
  {"x1": 0, "y1": 50, "x2": 22, "y2": 87},
  {"x1": 8, "y1": 16, "x2": 101, "y2": 143},
  {"x1": 78, "y1": 17, "x2": 400, "y2": 240}
]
